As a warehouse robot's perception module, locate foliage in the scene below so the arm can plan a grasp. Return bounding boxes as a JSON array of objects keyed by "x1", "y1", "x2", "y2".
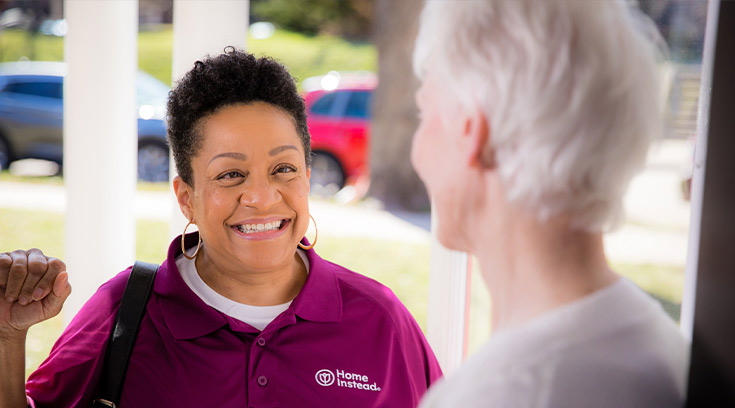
[
  {"x1": 251, "y1": 0, "x2": 373, "y2": 40},
  {"x1": 248, "y1": 29, "x2": 376, "y2": 89}
]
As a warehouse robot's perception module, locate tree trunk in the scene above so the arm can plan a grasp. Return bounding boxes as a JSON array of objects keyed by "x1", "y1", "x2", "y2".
[{"x1": 369, "y1": 0, "x2": 429, "y2": 211}]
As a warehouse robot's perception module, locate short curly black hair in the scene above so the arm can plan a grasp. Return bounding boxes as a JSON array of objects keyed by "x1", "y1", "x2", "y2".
[{"x1": 166, "y1": 47, "x2": 311, "y2": 186}]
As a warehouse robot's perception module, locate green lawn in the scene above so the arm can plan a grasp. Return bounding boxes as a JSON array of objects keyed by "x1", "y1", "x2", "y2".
[
  {"x1": 2, "y1": 26, "x2": 376, "y2": 88},
  {"x1": 0, "y1": 171, "x2": 64, "y2": 185}
]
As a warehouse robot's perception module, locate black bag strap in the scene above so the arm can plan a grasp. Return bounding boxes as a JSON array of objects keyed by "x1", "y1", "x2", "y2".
[{"x1": 92, "y1": 261, "x2": 159, "y2": 408}]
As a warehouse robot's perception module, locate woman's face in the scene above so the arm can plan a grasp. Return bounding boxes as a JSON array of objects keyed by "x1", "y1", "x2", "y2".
[{"x1": 176, "y1": 102, "x2": 311, "y2": 274}]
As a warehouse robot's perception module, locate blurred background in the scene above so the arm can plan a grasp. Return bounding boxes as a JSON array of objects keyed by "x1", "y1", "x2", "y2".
[{"x1": 0, "y1": 0, "x2": 708, "y2": 379}]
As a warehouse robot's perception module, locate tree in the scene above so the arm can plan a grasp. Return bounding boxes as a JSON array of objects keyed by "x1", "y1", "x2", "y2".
[{"x1": 368, "y1": 0, "x2": 428, "y2": 211}]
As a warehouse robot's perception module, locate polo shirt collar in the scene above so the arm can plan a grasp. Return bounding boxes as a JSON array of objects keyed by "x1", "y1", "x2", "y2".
[
  {"x1": 155, "y1": 232, "x2": 228, "y2": 340},
  {"x1": 156, "y1": 233, "x2": 342, "y2": 340},
  {"x1": 291, "y1": 239, "x2": 343, "y2": 323}
]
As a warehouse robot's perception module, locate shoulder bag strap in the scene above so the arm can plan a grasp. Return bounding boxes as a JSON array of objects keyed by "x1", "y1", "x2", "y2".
[{"x1": 92, "y1": 261, "x2": 159, "y2": 408}]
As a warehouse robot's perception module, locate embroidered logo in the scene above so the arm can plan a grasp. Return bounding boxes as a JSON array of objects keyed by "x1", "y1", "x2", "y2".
[
  {"x1": 315, "y1": 369, "x2": 335, "y2": 386},
  {"x1": 315, "y1": 369, "x2": 382, "y2": 392}
]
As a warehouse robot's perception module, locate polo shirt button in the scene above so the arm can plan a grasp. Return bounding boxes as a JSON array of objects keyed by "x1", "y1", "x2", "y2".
[
  {"x1": 257, "y1": 337, "x2": 266, "y2": 347},
  {"x1": 257, "y1": 375, "x2": 268, "y2": 387}
]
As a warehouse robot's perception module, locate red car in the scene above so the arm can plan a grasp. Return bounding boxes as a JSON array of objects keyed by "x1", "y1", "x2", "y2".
[{"x1": 302, "y1": 71, "x2": 376, "y2": 196}]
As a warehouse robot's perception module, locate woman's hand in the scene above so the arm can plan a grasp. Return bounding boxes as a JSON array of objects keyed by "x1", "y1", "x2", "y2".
[
  {"x1": 0, "y1": 250, "x2": 69, "y2": 407},
  {"x1": 0, "y1": 249, "x2": 71, "y2": 337}
]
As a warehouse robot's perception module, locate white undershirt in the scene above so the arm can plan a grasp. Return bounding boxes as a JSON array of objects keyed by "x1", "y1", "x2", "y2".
[{"x1": 176, "y1": 248, "x2": 310, "y2": 331}]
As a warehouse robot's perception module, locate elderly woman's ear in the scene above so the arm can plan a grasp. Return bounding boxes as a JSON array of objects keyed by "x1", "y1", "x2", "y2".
[{"x1": 462, "y1": 108, "x2": 494, "y2": 169}]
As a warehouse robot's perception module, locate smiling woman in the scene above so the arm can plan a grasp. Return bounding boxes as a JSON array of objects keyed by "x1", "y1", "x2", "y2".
[
  {"x1": 176, "y1": 102, "x2": 313, "y2": 305},
  {"x1": 0, "y1": 48, "x2": 442, "y2": 408}
]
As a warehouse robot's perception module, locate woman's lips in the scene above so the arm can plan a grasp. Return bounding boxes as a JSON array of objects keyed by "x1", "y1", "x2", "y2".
[{"x1": 231, "y1": 218, "x2": 291, "y2": 240}]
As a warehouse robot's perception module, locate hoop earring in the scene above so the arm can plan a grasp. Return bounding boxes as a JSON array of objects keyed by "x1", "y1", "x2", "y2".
[
  {"x1": 298, "y1": 214, "x2": 318, "y2": 250},
  {"x1": 182, "y1": 220, "x2": 202, "y2": 260}
]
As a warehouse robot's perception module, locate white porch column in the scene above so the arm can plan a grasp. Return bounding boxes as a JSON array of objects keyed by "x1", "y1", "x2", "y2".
[
  {"x1": 168, "y1": 0, "x2": 249, "y2": 239},
  {"x1": 63, "y1": 0, "x2": 138, "y2": 324},
  {"x1": 426, "y1": 209, "x2": 471, "y2": 374}
]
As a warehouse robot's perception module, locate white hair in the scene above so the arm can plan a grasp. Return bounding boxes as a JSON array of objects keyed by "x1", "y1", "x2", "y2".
[{"x1": 414, "y1": 0, "x2": 666, "y2": 231}]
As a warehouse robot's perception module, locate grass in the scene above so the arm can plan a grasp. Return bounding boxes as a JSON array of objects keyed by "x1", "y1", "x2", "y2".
[
  {"x1": 2, "y1": 26, "x2": 377, "y2": 88},
  {"x1": 0, "y1": 171, "x2": 64, "y2": 185},
  {"x1": 0, "y1": 31, "x2": 64, "y2": 63}
]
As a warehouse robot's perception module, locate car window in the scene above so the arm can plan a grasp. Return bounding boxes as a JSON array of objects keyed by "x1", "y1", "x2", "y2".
[
  {"x1": 3, "y1": 81, "x2": 63, "y2": 99},
  {"x1": 344, "y1": 90, "x2": 371, "y2": 119},
  {"x1": 310, "y1": 92, "x2": 339, "y2": 116}
]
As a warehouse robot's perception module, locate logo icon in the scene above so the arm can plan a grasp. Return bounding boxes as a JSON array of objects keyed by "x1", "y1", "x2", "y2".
[{"x1": 315, "y1": 369, "x2": 335, "y2": 386}]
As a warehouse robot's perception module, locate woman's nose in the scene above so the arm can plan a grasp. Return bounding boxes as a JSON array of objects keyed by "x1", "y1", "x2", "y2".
[{"x1": 239, "y1": 178, "x2": 281, "y2": 209}]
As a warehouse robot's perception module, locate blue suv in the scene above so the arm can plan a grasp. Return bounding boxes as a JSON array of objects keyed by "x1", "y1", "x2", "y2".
[{"x1": 0, "y1": 61, "x2": 170, "y2": 182}]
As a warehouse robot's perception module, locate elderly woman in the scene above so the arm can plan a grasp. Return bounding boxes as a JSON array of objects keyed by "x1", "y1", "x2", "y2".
[
  {"x1": 0, "y1": 49, "x2": 441, "y2": 407},
  {"x1": 411, "y1": 1, "x2": 688, "y2": 407}
]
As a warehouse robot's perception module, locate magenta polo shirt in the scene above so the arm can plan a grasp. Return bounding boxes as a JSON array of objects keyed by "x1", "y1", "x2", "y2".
[{"x1": 26, "y1": 233, "x2": 442, "y2": 407}]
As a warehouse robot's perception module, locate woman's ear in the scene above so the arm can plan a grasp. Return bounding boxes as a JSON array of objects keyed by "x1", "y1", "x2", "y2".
[
  {"x1": 462, "y1": 108, "x2": 494, "y2": 169},
  {"x1": 173, "y1": 176, "x2": 194, "y2": 221}
]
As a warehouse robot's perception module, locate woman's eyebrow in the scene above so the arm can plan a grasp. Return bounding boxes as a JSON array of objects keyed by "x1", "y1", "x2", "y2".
[
  {"x1": 208, "y1": 152, "x2": 247, "y2": 165},
  {"x1": 269, "y1": 145, "x2": 299, "y2": 156}
]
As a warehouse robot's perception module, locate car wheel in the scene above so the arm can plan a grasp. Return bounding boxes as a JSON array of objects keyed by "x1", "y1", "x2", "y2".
[
  {"x1": 310, "y1": 152, "x2": 345, "y2": 197},
  {"x1": 0, "y1": 136, "x2": 10, "y2": 171},
  {"x1": 138, "y1": 142, "x2": 169, "y2": 182}
]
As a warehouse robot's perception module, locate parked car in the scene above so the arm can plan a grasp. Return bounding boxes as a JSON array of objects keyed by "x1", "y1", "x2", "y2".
[
  {"x1": 0, "y1": 61, "x2": 170, "y2": 182},
  {"x1": 302, "y1": 71, "x2": 376, "y2": 196}
]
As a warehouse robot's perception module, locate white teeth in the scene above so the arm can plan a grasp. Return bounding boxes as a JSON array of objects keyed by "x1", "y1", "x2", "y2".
[{"x1": 236, "y1": 220, "x2": 283, "y2": 234}]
